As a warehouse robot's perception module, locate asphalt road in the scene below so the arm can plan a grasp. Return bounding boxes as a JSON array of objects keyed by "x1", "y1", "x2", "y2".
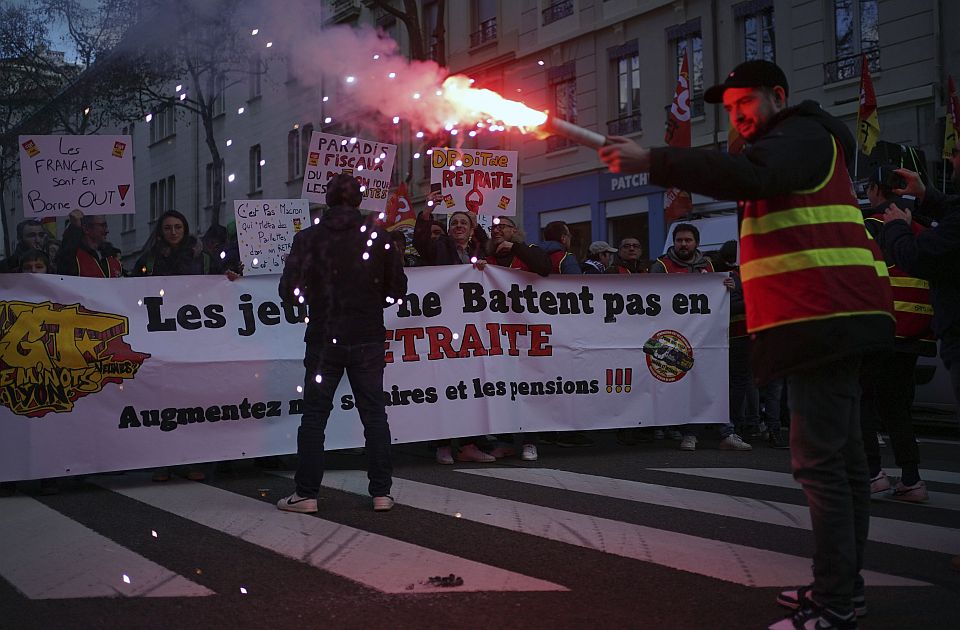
[{"x1": 1, "y1": 431, "x2": 958, "y2": 630}]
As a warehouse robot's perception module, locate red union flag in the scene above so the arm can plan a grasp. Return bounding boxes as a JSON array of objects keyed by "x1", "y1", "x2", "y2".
[
  {"x1": 382, "y1": 182, "x2": 415, "y2": 230},
  {"x1": 664, "y1": 49, "x2": 692, "y2": 222},
  {"x1": 944, "y1": 75, "x2": 959, "y2": 159},
  {"x1": 857, "y1": 54, "x2": 880, "y2": 155}
]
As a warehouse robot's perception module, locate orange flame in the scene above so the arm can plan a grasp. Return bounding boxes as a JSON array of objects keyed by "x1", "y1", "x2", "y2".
[{"x1": 441, "y1": 75, "x2": 548, "y2": 130}]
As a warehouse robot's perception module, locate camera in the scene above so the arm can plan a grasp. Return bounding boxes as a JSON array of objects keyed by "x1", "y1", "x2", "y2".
[{"x1": 876, "y1": 165, "x2": 905, "y2": 191}]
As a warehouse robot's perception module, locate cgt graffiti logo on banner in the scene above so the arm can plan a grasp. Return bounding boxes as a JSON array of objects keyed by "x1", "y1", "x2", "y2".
[{"x1": 0, "y1": 301, "x2": 150, "y2": 417}]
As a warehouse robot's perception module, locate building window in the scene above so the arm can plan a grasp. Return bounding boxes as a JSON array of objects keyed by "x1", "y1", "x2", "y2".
[
  {"x1": 470, "y1": 0, "x2": 497, "y2": 47},
  {"x1": 607, "y1": 41, "x2": 642, "y2": 135},
  {"x1": 249, "y1": 144, "x2": 263, "y2": 193},
  {"x1": 206, "y1": 159, "x2": 224, "y2": 208},
  {"x1": 542, "y1": 0, "x2": 574, "y2": 26},
  {"x1": 826, "y1": 0, "x2": 879, "y2": 83},
  {"x1": 213, "y1": 73, "x2": 226, "y2": 116},
  {"x1": 667, "y1": 21, "x2": 704, "y2": 119},
  {"x1": 248, "y1": 53, "x2": 262, "y2": 100},
  {"x1": 149, "y1": 105, "x2": 175, "y2": 144},
  {"x1": 734, "y1": 0, "x2": 774, "y2": 62},
  {"x1": 301, "y1": 124, "x2": 314, "y2": 168},
  {"x1": 288, "y1": 129, "x2": 302, "y2": 180},
  {"x1": 149, "y1": 175, "x2": 175, "y2": 223},
  {"x1": 121, "y1": 212, "x2": 135, "y2": 233},
  {"x1": 547, "y1": 63, "x2": 577, "y2": 152},
  {"x1": 424, "y1": 1, "x2": 442, "y2": 60}
]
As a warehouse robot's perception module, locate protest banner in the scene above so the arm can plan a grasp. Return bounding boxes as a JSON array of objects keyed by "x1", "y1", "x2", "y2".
[
  {"x1": 0, "y1": 268, "x2": 728, "y2": 481},
  {"x1": 18, "y1": 135, "x2": 134, "y2": 218},
  {"x1": 301, "y1": 132, "x2": 397, "y2": 213},
  {"x1": 234, "y1": 199, "x2": 310, "y2": 276},
  {"x1": 430, "y1": 148, "x2": 518, "y2": 217}
]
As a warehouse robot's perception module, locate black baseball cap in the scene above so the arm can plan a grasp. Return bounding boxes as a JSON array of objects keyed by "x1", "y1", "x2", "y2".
[{"x1": 704, "y1": 60, "x2": 789, "y2": 104}]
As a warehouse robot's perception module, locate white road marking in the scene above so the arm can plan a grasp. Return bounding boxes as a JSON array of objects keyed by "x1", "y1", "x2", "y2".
[
  {"x1": 0, "y1": 496, "x2": 213, "y2": 599},
  {"x1": 459, "y1": 468, "x2": 960, "y2": 555},
  {"x1": 94, "y1": 475, "x2": 565, "y2": 594}
]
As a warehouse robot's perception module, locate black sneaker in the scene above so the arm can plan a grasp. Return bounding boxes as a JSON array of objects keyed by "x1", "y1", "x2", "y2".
[
  {"x1": 778, "y1": 585, "x2": 866, "y2": 617},
  {"x1": 556, "y1": 432, "x2": 595, "y2": 447},
  {"x1": 767, "y1": 430, "x2": 789, "y2": 449},
  {"x1": 769, "y1": 599, "x2": 858, "y2": 629}
]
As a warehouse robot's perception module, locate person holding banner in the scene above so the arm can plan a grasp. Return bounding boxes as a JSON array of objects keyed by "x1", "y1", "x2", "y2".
[
  {"x1": 133, "y1": 211, "x2": 217, "y2": 277},
  {"x1": 59, "y1": 214, "x2": 123, "y2": 278},
  {"x1": 277, "y1": 173, "x2": 407, "y2": 513},
  {"x1": 599, "y1": 59, "x2": 895, "y2": 629}
]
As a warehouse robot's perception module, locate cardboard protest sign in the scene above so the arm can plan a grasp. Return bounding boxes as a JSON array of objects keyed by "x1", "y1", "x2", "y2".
[
  {"x1": 301, "y1": 132, "x2": 397, "y2": 213},
  {"x1": 234, "y1": 199, "x2": 309, "y2": 276},
  {"x1": 430, "y1": 148, "x2": 518, "y2": 217},
  {"x1": 18, "y1": 135, "x2": 134, "y2": 218}
]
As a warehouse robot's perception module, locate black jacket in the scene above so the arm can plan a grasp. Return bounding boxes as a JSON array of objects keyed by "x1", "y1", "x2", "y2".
[
  {"x1": 649, "y1": 100, "x2": 894, "y2": 380},
  {"x1": 278, "y1": 205, "x2": 407, "y2": 345},
  {"x1": 413, "y1": 213, "x2": 487, "y2": 265}
]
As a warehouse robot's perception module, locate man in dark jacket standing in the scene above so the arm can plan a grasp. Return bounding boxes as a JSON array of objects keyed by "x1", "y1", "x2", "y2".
[
  {"x1": 599, "y1": 60, "x2": 894, "y2": 629},
  {"x1": 277, "y1": 174, "x2": 407, "y2": 513}
]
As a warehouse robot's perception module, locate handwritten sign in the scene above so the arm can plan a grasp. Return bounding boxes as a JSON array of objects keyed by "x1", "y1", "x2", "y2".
[
  {"x1": 234, "y1": 199, "x2": 309, "y2": 276},
  {"x1": 430, "y1": 148, "x2": 518, "y2": 216},
  {"x1": 18, "y1": 135, "x2": 134, "y2": 218},
  {"x1": 301, "y1": 132, "x2": 397, "y2": 213}
]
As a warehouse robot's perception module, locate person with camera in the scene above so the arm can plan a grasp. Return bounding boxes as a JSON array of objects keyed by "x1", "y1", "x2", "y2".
[{"x1": 860, "y1": 167, "x2": 935, "y2": 502}]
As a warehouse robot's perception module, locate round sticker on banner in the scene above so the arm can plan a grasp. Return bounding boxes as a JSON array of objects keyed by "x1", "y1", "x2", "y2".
[{"x1": 643, "y1": 330, "x2": 695, "y2": 383}]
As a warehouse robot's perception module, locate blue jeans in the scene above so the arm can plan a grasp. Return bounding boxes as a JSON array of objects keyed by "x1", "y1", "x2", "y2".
[
  {"x1": 294, "y1": 341, "x2": 392, "y2": 499},
  {"x1": 787, "y1": 357, "x2": 868, "y2": 615},
  {"x1": 760, "y1": 378, "x2": 784, "y2": 433}
]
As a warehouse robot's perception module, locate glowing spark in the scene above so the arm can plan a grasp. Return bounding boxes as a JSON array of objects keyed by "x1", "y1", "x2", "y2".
[
  {"x1": 392, "y1": 116, "x2": 400, "y2": 124},
  {"x1": 350, "y1": 137, "x2": 357, "y2": 144},
  {"x1": 253, "y1": 258, "x2": 259, "y2": 266},
  {"x1": 219, "y1": 251, "x2": 226, "y2": 259},
  {"x1": 226, "y1": 139, "x2": 233, "y2": 146},
  {"x1": 293, "y1": 288, "x2": 300, "y2": 296},
  {"x1": 413, "y1": 92, "x2": 421, "y2": 99},
  {"x1": 346, "y1": 76, "x2": 355, "y2": 83},
  {"x1": 238, "y1": 107, "x2": 245, "y2": 114},
  {"x1": 371, "y1": 231, "x2": 378, "y2": 239},
  {"x1": 493, "y1": 217, "x2": 501, "y2": 224},
  {"x1": 374, "y1": 157, "x2": 381, "y2": 164},
  {"x1": 538, "y1": 60, "x2": 545, "y2": 66},
  {"x1": 360, "y1": 185, "x2": 366, "y2": 192},
  {"x1": 373, "y1": 54, "x2": 380, "y2": 60},
  {"x1": 449, "y1": 165, "x2": 456, "y2": 171},
  {"x1": 322, "y1": 95, "x2": 329, "y2": 102},
  {"x1": 384, "y1": 243, "x2": 391, "y2": 250},
  {"x1": 362, "y1": 252, "x2": 370, "y2": 260},
  {"x1": 341, "y1": 139, "x2": 348, "y2": 145},
  {"x1": 413, "y1": 152, "x2": 421, "y2": 159},
  {"x1": 151, "y1": 530, "x2": 158, "y2": 538},
  {"x1": 298, "y1": 296, "x2": 305, "y2": 304},
  {"x1": 379, "y1": 212, "x2": 385, "y2": 219},
  {"x1": 388, "y1": 72, "x2": 396, "y2": 79},
  {"x1": 297, "y1": 385, "x2": 303, "y2": 393},
  {"x1": 145, "y1": 113, "x2": 153, "y2": 122},
  {"x1": 332, "y1": 338, "x2": 337, "y2": 344},
  {"x1": 137, "y1": 299, "x2": 143, "y2": 306},
  {"x1": 435, "y1": 89, "x2": 442, "y2": 96},
  {"x1": 452, "y1": 333, "x2": 460, "y2": 340},
  {"x1": 259, "y1": 159, "x2": 266, "y2": 166},
  {"x1": 360, "y1": 225, "x2": 367, "y2": 233},
  {"x1": 122, "y1": 575, "x2": 131, "y2": 584},
  {"x1": 83, "y1": 107, "x2": 90, "y2": 115},
  {"x1": 357, "y1": 165, "x2": 364, "y2": 171},
  {"x1": 228, "y1": 173, "x2": 236, "y2": 182},
  {"x1": 470, "y1": 257, "x2": 478, "y2": 264},
  {"x1": 366, "y1": 239, "x2": 373, "y2": 247},
  {"x1": 455, "y1": 512, "x2": 462, "y2": 518},
  {"x1": 469, "y1": 130, "x2": 477, "y2": 137},
  {"x1": 416, "y1": 131, "x2": 424, "y2": 138},
  {"x1": 315, "y1": 374, "x2": 322, "y2": 383},
  {"x1": 251, "y1": 28, "x2": 258, "y2": 35},
  {"x1": 266, "y1": 42, "x2": 273, "y2": 48},
  {"x1": 176, "y1": 84, "x2": 182, "y2": 92},
  {"x1": 304, "y1": 316, "x2": 310, "y2": 323},
  {"x1": 450, "y1": 129, "x2": 458, "y2": 135},
  {"x1": 386, "y1": 297, "x2": 395, "y2": 304},
  {"x1": 159, "y1": 289, "x2": 165, "y2": 297},
  {"x1": 427, "y1": 200, "x2": 434, "y2": 207},
  {"x1": 379, "y1": 152, "x2": 386, "y2": 159},
  {"x1": 455, "y1": 160, "x2": 463, "y2": 167},
  {"x1": 240, "y1": 587, "x2": 248, "y2": 594},
  {"x1": 313, "y1": 218, "x2": 320, "y2": 224},
  {"x1": 293, "y1": 123, "x2": 299, "y2": 129},
  {"x1": 426, "y1": 149, "x2": 433, "y2": 155},
  {"x1": 444, "y1": 122, "x2": 454, "y2": 131},
  {"x1": 324, "y1": 116, "x2": 332, "y2": 123}
]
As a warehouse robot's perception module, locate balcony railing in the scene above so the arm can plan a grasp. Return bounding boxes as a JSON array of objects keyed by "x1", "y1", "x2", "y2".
[
  {"x1": 824, "y1": 47, "x2": 880, "y2": 84},
  {"x1": 542, "y1": 0, "x2": 574, "y2": 26},
  {"x1": 325, "y1": 0, "x2": 360, "y2": 24},
  {"x1": 607, "y1": 111, "x2": 642, "y2": 136},
  {"x1": 470, "y1": 18, "x2": 497, "y2": 48}
]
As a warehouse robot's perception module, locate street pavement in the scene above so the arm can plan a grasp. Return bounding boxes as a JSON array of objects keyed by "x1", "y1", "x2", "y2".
[{"x1": 1, "y1": 431, "x2": 958, "y2": 629}]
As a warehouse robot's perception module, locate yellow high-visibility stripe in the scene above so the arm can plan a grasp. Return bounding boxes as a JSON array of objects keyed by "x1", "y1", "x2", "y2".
[
  {"x1": 749, "y1": 309, "x2": 894, "y2": 333},
  {"x1": 889, "y1": 276, "x2": 930, "y2": 289},
  {"x1": 741, "y1": 247, "x2": 882, "y2": 281},
  {"x1": 741, "y1": 204, "x2": 863, "y2": 237},
  {"x1": 874, "y1": 260, "x2": 890, "y2": 278},
  {"x1": 893, "y1": 301, "x2": 934, "y2": 315},
  {"x1": 794, "y1": 138, "x2": 837, "y2": 195}
]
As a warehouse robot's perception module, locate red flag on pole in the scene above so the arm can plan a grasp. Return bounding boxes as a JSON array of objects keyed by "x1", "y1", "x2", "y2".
[
  {"x1": 664, "y1": 49, "x2": 692, "y2": 222},
  {"x1": 857, "y1": 55, "x2": 880, "y2": 156}
]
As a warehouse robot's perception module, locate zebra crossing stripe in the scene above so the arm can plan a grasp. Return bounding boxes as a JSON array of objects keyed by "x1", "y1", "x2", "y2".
[
  {"x1": 0, "y1": 496, "x2": 213, "y2": 600},
  {"x1": 92, "y1": 475, "x2": 566, "y2": 594},
  {"x1": 296, "y1": 471, "x2": 928, "y2": 588},
  {"x1": 651, "y1": 467, "x2": 960, "y2": 512},
  {"x1": 458, "y1": 468, "x2": 960, "y2": 556}
]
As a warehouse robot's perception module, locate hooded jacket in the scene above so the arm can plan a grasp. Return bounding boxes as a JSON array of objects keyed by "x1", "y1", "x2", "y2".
[
  {"x1": 278, "y1": 205, "x2": 407, "y2": 345},
  {"x1": 539, "y1": 240, "x2": 580, "y2": 274},
  {"x1": 649, "y1": 100, "x2": 894, "y2": 381},
  {"x1": 650, "y1": 247, "x2": 714, "y2": 274}
]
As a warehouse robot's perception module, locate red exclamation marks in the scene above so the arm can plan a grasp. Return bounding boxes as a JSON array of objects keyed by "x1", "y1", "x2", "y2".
[
  {"x1": 606, "y1": 368, "x2": 613, "y2": 393},
  {"x1": 615, "y1": 369, "x2": 623, "y2": 393},
  {"x1": 624, "y1": 368, "x2": 632, "y2": 393},
  {"x1": 118, "y1": 184, "x2": 130, "y2": 208}
]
